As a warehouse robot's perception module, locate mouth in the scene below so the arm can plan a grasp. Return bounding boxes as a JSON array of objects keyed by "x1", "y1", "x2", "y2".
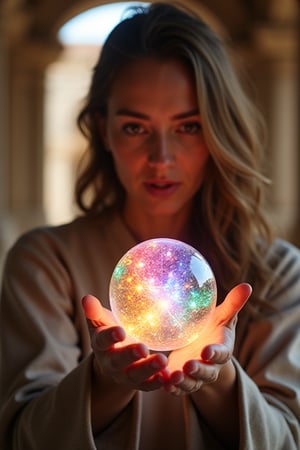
[{"x1": 144, "y1": 180, "x2": 180, "y2": 197}]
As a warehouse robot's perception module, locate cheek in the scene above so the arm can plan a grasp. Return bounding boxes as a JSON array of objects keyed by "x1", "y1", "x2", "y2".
[
  {"x1": 111, "y1": 153, "x2": 139, "y2": 190},
  {"x1": 186, "y1": 146, "x2": 209, "y2": 173},
  {"x1": 106, "y1": 129, "x2": 123, "y2": 150},
  {"x1": 185, "y1": 151, "x2": 210, "y2": 190}
]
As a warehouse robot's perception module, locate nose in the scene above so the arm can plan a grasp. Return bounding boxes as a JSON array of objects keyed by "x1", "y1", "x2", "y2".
[{"x1": 147, "y1": 133, "x2": 175, "y2": 167}]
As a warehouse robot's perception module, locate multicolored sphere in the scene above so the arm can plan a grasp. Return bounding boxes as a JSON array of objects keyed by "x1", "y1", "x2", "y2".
[{"x1": 109, "y1": 238, "x2": 217, "y2": 351}]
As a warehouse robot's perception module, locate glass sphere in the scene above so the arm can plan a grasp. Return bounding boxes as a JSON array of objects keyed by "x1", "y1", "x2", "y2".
[{"x1": 109, "y1": 238, "x2": 217, "y2": 351}]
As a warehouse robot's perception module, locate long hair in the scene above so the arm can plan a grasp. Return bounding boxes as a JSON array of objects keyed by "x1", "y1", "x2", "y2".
[{"x1": 76, "y1": 2, "x2": 273, "y2": 307}]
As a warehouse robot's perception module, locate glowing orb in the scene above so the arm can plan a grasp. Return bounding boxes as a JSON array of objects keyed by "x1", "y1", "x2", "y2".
[{"x1": 109, "y1": 238, "x2": 217, "y2": 351}]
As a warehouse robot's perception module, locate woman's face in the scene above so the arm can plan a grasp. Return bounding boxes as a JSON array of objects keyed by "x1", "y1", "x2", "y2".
[{"x1": 100, "y1": 57, "x2": 209, "y2": 222}]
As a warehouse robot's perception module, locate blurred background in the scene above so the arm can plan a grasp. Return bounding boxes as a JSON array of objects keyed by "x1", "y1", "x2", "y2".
[{"x1": 0, "y1": 0, "x2": 299, "y2": 277}]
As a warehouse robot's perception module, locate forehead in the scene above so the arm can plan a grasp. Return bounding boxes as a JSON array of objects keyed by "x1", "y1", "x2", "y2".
[
  {"x1": 107, "y1": 57, "x2": 198, "y2": 111},
  {"x1": 111, "y1": 56, "x2": 194, "y2": 87}
]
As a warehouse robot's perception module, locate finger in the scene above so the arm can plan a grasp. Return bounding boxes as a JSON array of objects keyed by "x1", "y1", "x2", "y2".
[
  {"x1": 138, "y1": 373, "x2": 166, "y2": 392},
  {"x1": 110, "y1": 344, "x2": 149, "y2": 371},
  {"x1": 182, "y1": 360, "x2": 218, "y2": 383},
  {"x1": 217, "y1": 283, "x2": 252, "y2": 324},
  {"x1": 97, "y1": 343, "x2": 149, "y2": 372},
  {"x1": 201, "y1": 343, "x2": 231, "y2": 364},
  {"x1": 168, "y1": 370, "x2": 184, "y2": 384},
  {"x1": 172, "y1": 376, "x2": 202, "y2": 394},
  {"x1": 126, "y1": 353, "x2": 168, "y2": 384},
  {"x1": 163, "y1": 383, "x2": 182, "y2": 396},
  {"x1": 82, "y1": 294, "x2": 116, "y2": 327},
  {"x1": 92, "y1": 325, "x2": 126, "y2": 351},
  {"x1": 167, "y1": 365, "x2": 212, "y2": 393}
]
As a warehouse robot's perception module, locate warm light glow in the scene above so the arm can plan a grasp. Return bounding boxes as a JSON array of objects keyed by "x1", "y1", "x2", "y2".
[
  {"x1": 58, "y1": 2, "x2": 149, "y2": 45},
  {"x1": 109, "y1": 238, "x2": 217, "y2": 351}
]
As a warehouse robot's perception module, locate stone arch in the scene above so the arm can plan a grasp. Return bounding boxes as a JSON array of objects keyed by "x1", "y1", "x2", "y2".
[{"x1": 0, "y1": 0, "x2": 299, "y2": 278}]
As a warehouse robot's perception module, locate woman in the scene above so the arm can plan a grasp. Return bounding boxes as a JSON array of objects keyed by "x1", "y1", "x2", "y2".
[{"x1": 1, "y1": 3, "x2": 299, "y2": 449}]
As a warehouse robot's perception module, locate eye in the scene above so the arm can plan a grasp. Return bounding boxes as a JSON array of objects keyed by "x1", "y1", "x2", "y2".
[
  {"x1": 123, "y1": 123, "x2": 147, "y2": 136},
  {"x1": 178, "y1": 122, "x2": 202, "y2": 135}
]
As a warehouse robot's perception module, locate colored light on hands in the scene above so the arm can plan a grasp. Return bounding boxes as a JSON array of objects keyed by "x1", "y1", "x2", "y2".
[{"x1": 109, "y1": 238, "x2": 217, "y2": 351}]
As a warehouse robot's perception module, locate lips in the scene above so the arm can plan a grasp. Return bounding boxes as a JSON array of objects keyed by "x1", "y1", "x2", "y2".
[{"x1": 144, "y1": 180, "x2": 180, "y2": 197}]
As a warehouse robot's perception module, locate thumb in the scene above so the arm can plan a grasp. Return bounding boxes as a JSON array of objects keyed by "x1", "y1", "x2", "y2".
[
  {"x1": 217, "y1": 283, "x2": 252, "y2": 325},
  {"x1": 82, "y1": 294, "x2": 117, "y2": 327}
]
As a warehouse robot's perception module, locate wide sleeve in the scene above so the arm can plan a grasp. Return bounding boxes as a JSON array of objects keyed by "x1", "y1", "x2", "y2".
[
  {"x1": 0, "y1": 229, "x2": 99, "y2": 450},
  {"x1": 235, "y1": 240, "x2": 300, "y2": 450}
]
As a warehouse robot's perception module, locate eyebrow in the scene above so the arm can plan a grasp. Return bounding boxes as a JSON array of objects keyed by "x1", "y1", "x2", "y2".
[{"x1": 115, "y1": 108, "x2": 200, "y2": 120}]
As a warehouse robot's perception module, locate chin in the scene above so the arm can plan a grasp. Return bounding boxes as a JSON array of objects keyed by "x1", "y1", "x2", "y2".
[{"x1": 144, "y1": 205, "x2": 187, "y2": 218}]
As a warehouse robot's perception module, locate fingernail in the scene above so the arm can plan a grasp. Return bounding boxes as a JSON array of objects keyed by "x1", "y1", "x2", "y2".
[
  {"x1": 151, "y1": 359, "x2": 163, "y2": 370},
  {"x1": 133, "y1": 348, "x2": 145, "y2": 359},
  {"x1": 111, "y1": 330, "x2": 120, "y2": 342},
  {"x1": 202, "y1": 348, "x2": 215, "y2": 361},
  {"x1": 207, "y1": 350, "x2": 215, "y2": 360},
  {"x1": 187, "y1": 361, "x2": 199, "y2": 375}
]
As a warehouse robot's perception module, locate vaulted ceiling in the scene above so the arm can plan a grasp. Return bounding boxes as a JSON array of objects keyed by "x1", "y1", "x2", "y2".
[{"x1": 3, "y1": 0, "x2": 298, "y2": 46}]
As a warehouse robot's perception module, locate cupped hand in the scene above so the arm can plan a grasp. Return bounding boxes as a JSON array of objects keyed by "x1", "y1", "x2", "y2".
[
  {"x1": 82, "y1": 294, "x2": 168, "y2": 392},
  {"x1": 162, "y1": 283, "x2": 252, "y2": 395}
]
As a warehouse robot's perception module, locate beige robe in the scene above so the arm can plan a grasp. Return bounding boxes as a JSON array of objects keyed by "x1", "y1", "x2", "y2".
[{"x1": 0, "y1": 210, "x2": 299, "y2": 449}]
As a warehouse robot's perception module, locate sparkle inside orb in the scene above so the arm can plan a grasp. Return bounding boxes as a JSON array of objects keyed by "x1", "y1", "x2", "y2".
[{"x1": 109, "y1": 238, "x2": 217, "y2": 351}]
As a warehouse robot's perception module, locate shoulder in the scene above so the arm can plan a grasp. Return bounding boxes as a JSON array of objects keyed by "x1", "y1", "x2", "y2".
[
  {"x1": 265, "y1": 238, "x2": 300, "y2": 275},
  {"x1": 5, "y1": 210, "x2": 121, "y2": 264},
  {"x1": 9, "y1": 210, "x2": 117, "y2": 249},
  {"x1": 268, "y1": 237, "x2": 299, "y2": 257},
  {"x1": 4, "y1": 208, "x2": 136, "y2": 282},
  {"x1": 261, "y1": 238, "x2": 300, "y2": 309}
]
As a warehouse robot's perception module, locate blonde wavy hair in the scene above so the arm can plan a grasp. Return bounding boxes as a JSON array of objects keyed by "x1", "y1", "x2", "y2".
[{"x1": 76, "y1": 2, "x2": 273, "y2": 307}]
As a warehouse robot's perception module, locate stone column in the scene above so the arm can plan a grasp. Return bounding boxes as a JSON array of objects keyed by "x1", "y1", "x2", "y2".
[
  {"x1": 0, "y1": 9, "x2": 17, "y2": 276},
  {"x1": 247, "y1": 23, "x2": 299, "y2": 245},
  {"x1": 7, "y1": 39, "x2": 61, "y2": 229},
  {"x1": 0, "y1": 34, "x2": 61, "y2": 279}
]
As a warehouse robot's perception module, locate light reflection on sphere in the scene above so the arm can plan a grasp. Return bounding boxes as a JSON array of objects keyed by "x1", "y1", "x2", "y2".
[{"x1": 109, "y1": 238, "x2": 217, "y2": 351}]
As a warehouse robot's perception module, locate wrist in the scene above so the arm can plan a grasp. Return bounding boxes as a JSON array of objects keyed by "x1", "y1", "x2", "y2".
[
  {"x1": 200, "y1": 358, "x2": 236, "y2": 393},
  {"x1": 190, "y1": 359, "x2": 239, "y2": 448},
  {"x1": 91, "y1": 353, "x2": 136, "y2": 396},
  {"x1": 90, "y1": 354, "x2": 136, "y2": 434}
]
